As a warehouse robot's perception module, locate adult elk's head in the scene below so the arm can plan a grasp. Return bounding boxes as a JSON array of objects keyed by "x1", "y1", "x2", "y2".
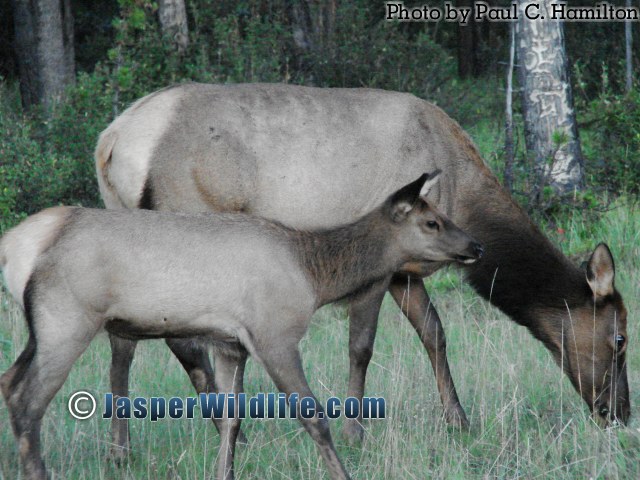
[{"x1": 544, "y1": 244, "x2": 630, "y2": 426}]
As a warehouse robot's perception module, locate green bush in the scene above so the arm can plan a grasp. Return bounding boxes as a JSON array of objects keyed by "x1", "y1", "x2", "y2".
[
  {"x1": 1, "y1": 0, "x2": 460, "y2": 232},
  {"x1": 582, "y1": 90, "x2": 640, "y2": 194},
  {"x1": 0, "y1": 85, "x2": 82, "y2": 229},
  {"x1": 0, "y1": 69, "x2": 116, "y2": 232},
  {"x1": 10, "y1": 0, "x2": 635, "y2": 234},
  {"x1": 293, "y1": 1, "x2": 454, "y2": 96}
]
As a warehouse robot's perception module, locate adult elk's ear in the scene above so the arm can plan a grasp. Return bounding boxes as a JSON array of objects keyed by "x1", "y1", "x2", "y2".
[
  {"x1": 389, "y1": 171, "x2": 440, "y2": 222},
  {"x1": 586, "y1": 243, "x2": 615, "y2": 299}
]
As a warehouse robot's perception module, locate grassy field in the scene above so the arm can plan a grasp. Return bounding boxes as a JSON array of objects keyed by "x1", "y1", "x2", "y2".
[{"x1": 0, "y1": 199, "x2": 638, "y2": 479}]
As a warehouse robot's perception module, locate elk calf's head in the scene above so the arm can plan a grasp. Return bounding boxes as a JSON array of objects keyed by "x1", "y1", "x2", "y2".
[
  {"x1": 543, "y1": 244, "x2": 629, "y2": 425},
  {"x1": 388, "y1": 171, "x2": 483, "y2": 266}
]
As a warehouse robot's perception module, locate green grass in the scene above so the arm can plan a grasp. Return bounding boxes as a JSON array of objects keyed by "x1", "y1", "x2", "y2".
[{"x1": 1, "y1": 201, "x2": 639, "y2": 479}]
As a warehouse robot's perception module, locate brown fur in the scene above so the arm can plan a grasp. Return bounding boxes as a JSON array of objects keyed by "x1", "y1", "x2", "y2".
[{"x1": 462, "y1": 203, "x2": 629, "y2": 422}]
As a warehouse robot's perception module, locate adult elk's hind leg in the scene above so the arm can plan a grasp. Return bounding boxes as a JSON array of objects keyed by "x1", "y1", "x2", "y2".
[
  {"x1": 166, "y1": 338, "x2": 249, "y2": 445},
  {"x1": 388, "y1": 274, "x2": 469, "y2": 428},
  {"x1": 343, "y1": 279, "x2": 389, "y2": 443},
  {"x1": 211, "y1": 346, "x2": 248, "y2": 480},
  {"x1": 165, "y1": 338, "x2": 216, "y2": 394},
  {"x1": 108, "y1": 334, "x2": 138, "y2": 461}
]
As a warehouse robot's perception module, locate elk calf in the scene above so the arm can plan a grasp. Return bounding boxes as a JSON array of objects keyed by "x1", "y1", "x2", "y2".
[{"x1": 0, "y1": 172, "x2": 482, "y2": 480}]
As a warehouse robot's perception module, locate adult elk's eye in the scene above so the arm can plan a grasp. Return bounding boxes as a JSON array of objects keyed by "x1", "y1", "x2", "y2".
[
  {"x1": 426, "y1": 221, "x2": 439, "y2": 230},
  {"x1": 615, "y1": 334, "x2": 626, "y2": 352}
]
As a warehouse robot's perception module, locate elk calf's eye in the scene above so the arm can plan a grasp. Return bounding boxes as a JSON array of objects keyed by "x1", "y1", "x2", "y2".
[
  {"x1": 616, "y1": 334, "x2": 625, "y2": 351},
  {"x1": 426, "y1": 221, "x2": 439, "y2": 230},
  {"x1": 599, "y1": 405, "x2": 610, "y2": 417}
]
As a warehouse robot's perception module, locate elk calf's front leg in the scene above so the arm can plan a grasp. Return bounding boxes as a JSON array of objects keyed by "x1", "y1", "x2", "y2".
[
  {"x1": 344, "y1": 279, "x2": 388, "y2": 443},
  {"x1": 253, "y1": 343, "x2": 350, "y2": 480}
]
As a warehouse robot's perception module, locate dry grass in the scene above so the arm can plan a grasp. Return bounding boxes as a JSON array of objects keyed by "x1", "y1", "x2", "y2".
[{"x1": 1, "y1": 201, "x2": 639, "y2": 479}]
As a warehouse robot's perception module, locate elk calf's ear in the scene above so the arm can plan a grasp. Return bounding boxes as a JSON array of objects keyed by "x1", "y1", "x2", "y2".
[
  {"x1": 586, "y1": 243, "x2": 615, "y2": 299},
  {"x1": 389, "y1": 172, "x2": 437, "y2": 222},
  {"x1": 419, "y1": 169, "x2": 441, "y2": 200}
]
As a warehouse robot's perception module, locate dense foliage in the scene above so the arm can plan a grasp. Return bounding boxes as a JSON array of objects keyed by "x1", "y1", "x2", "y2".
[{"x1": 581, "y1": 90, "x2": 640, "y2": 195}]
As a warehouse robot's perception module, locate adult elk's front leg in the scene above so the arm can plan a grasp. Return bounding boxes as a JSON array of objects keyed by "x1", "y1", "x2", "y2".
[
  {"x1": 343, "y1": 279, "x2": 389, "y2": 443},
  {"x1": 388, "y1": 274, "x2": 469, "y2": 429}
]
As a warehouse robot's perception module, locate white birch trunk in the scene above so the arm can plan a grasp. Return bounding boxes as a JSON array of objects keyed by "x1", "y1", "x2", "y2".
[
  {"x1": 626, "y1": 0, "x2": 633, "y2": 93},
  {"x1": 517, "y1": 0, "x2": 584, "y2": 194},
  {"x1": 158, "y1": 0, "x2": 189, "y2": 54}
]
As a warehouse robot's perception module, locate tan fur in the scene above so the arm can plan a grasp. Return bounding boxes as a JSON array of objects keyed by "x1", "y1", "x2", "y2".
[
  {"x1": 94, "y1": 129, "x2": 120, "y2": 207},
  {"x1": 0, "y1": 207, "x2": 70, "y2": 307}
]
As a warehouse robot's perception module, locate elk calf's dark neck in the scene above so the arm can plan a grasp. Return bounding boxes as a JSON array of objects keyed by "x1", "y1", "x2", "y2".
[{"x1": 293, "y1": 209, "x2": 395, "y2": 306}]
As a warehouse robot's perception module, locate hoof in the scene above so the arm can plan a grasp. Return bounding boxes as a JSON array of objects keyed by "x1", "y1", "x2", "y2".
[
  {"x1": 23, "y1": 460, "x2": 48, "y2": 480},
  {"x1": 108, "y1": 445, "x2": 132, "y2": 466},
  {"x1": 342, "y1": 420, "x2": 364, "y2": 446},
  {"x1": 445, "y1": 408, "x2": 470, "y2": 430},
  {"x1": 236, "y1": 429, "x2": 249, "y2": 445}
]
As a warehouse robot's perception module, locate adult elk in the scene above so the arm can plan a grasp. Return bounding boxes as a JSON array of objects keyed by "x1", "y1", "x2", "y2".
[
  {"x1": 96, "y1": 83, "x2": 630, "y2": 453},
  {"x1": 0, "y1": 174, "x2": 482, "y2": 480}
]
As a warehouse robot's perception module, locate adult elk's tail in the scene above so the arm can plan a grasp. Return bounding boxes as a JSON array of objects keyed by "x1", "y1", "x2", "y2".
[{"x1": 95, "y1": 128, "x2": 128, "y2": 209}]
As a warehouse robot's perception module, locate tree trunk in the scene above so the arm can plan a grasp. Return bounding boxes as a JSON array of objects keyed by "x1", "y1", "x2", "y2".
[
  {"x1": 457, "y1": 0, "x2": 478, "y2": 78},
  {"x1": 286, "y1": 0, "x2": 336, "y2": 82},
  {"x1": 12, "y1": 0, "x2": 75, "y2": 110},
  {"x1": 626, "y1": 0, "x2": 633, "y2": 93},
  {"x1": 517, "y1": 0, "x2": 584, "y2": 195},
  {"x1": 158, "y1": 0, "x2": 189, "y2": 54},
  {"x1": 288, "y1": 0, "x2": 314, "y2": 52},
  {"x1": 504, "y1": 22, "x2": 516, "y2": 193}
]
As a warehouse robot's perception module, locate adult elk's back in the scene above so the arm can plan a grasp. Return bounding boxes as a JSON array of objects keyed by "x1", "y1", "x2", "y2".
[{"x1": 96, "y1": 83, "x2": 630, "y2": 450}]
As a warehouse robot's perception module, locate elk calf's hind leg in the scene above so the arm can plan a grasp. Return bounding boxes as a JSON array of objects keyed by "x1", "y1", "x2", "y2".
[
  {"x1": 1, "y1": 335, "x2": 47, "y2": 480},
  {"x1": 3, "y1": 302, "x2": 100, "y2": 480}
]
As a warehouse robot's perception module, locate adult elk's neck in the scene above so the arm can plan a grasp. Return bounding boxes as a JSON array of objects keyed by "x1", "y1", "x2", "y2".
[
  {"x1": 459, "y1": 184, "x2": 591, "y2": 328},
  {"x1": 424, "y1": 110, "x2": 590, "y2": 345},
  {"x1": 293, "y1": 211, "x2": 396, "y2": 307}
]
